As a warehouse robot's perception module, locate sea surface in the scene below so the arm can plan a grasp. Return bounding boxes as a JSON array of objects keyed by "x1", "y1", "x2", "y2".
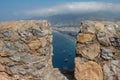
[{"x1": 52, "y1": 32, "x2": 76, "y2": 69}]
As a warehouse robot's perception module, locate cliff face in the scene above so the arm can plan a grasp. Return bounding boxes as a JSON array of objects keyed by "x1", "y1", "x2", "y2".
[
  {"x1": 75, "y1": 21, "x2": 120, "y2": 80},
  {"x1": 0, "y1": 20, "x2": 53, "y2": 80}
]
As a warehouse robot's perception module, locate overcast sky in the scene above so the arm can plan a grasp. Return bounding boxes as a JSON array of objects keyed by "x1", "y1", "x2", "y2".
[{"x1": 0, "y1": 0, "x2": 120, "y2": 20}]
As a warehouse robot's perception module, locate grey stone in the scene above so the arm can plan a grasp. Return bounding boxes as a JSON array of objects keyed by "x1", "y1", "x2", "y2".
[
  {"x1": 6, "y1": 62, "x2": 15, "y2": 67},
  {"x1": 101, "y1": 48, "x2": 114, "y2": 60},
  {"x1": 10, "y1": 66, "x2": 26, "y2": 75},
  {"x1": 18, "y1": 30, "x2": 33, "y2": 42},
  {"x1": 97, "y1": 32, "x2": 110, "y2": 46},
  {"x1": 2, "y1": 31, "x2": 9, "y2": 37},
  {"x1": 20, "y1": 54, "x2": 41, "y2": 64},
  {"x1": 110, "y1": 60, "x2": 119, "y2": 74},
  {"x1": 14, "y1": 41, "x2": 23, "y2": 48},
  {"x1": 4, "y1": 41, "x2": 16, "y2": 50},
  {"x1": 106, "y1": 24, "x2": 115, "y2": 30},
  {"x1": 106, "y1": 24, "x2": 117, "y2": 35},
  {"x1": 19, "y1": 30, "x2": 29, "y2": 38},
  {"x1": 10, "y1": 66, "x2": 18, "y2": 74},
  {"x1": 117, "y1": 38, "x2": 120, "y2": 42},
  {"x1": 26, "y1": 67, "x2": 40, "y2": 77},
  {"x1": 31, "y1": 70, "x2": 40, "y2": 77},
  {"x1": 32, "y1": 29, "x2": 44, "y2": 37},
  {"x1": 18, "y1": 67, "x2": 26, "y2": 75},
  {"x1": 103, "y1": 60, "x2": 120, "y2": 80},
  {"x1": 14, "y1": 41, "x2": 30, "y2": 52},
  {"x1": 109, "y1": 37, "x2": 120, "y2": 49},
  {"x1": 34, "y1": 63, "x2": 45, "y2": 69},
  {"x1": 9, "y1": 54, "x2": 21, "y2": 62},
  {"x1": 103, "y1": 64, "x2": 112, "y2": 76}
]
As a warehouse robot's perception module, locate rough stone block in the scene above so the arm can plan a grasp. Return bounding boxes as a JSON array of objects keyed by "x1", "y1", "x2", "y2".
[
  {"x1": 0, "y1": 20, "x2": 53, "y2": 80},
  {"x1": 75, "y1": 21, "x2": 120, "y2": 80}
]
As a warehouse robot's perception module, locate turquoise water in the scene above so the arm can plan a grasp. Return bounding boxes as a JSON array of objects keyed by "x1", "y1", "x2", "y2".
[{"x1": 52, "y1": 32, "x2": 76, "y2": 69}]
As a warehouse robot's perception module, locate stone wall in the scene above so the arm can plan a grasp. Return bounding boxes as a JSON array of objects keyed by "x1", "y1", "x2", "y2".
[
  {"x1": 75, "y1": 21, "x2": 120, "y2": 80},
  {"x1": 1, "y1": 20, "x2": 120, "y2": 80},
  {"x1": 0, "y1": 20, "x2": 53, "y2": 80}
]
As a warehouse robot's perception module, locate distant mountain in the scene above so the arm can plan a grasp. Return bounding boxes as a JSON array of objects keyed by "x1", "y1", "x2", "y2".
[{"x1": 30, "y1": 12, "x2": 120, "y2": 27}]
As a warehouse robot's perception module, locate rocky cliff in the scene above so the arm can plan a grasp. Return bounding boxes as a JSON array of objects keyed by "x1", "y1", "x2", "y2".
[
  {"x1": 0, "y1": 20, "x2": 53, "y2": 80},
  {"x1": 75, "y1": 21, "x2": 120, "y2": 80}
]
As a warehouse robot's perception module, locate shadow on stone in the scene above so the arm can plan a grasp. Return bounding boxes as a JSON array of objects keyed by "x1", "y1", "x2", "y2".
[{"x1": 58, "y1": 69, "x2": 75, "y2": 80}]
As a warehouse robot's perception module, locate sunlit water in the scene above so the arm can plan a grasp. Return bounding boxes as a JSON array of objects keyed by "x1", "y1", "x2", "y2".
[{"x1": 52, "y1": 32, "x2": 76, "y2": 69}]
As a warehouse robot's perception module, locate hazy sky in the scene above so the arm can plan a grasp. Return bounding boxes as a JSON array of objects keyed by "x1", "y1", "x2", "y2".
[{"x1": 0, "y1": 0, "x2": 120, "y2": 20}]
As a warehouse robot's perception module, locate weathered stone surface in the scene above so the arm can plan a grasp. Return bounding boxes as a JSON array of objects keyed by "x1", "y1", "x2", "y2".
[
  {"x1": 77, "y1": 33, "x2": 94, "y2": 43},
  {"x1": 28, "y1": 39, "x2": 42, "y2": 50},
  {"x1": 74, "y1": 57, "x2": 103, "y2": 80},
  {"x1": 94, "y1": 22, "x2": 105, "y2": 30},
  {"x1": 75, "y1": 21, "x2": 120, "y2": 80},
  {"x1": 0, "y1": 72, "x2": 12, "y2": 80},
  {"x1": 103, "y1": 60, "x2": 120, "y2": 80},
  {"x1": 76, "y1": 43, "x2": 100, "y2": 59},
  {"x1": 0, "y1": 52, "x2": 7, "y2": 57},
  {"x1": 101, "y1": 48, "x2": 114, "y2": 60},
  {"x1": 109, "y1": 37, "x2": 120, "y2": 49},
  {"x1": 50, "y1": 69, "x2": 68, "y2": 80},
  {"x1": 0, "y1": 63, "x2": 5, "y2": 71},
  {"x1": 106, "y1": 24, "x2": 118, "y2": 36},
  {"x1": 97, "y1": 32, "x2": 111, "y2": 46},
  {"x1": 0, "y1": 20, "x2": 53, "y2": 80}
]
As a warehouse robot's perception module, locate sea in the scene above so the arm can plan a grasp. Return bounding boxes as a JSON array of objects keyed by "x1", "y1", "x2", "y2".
[{"x1": 52, "y1": 32, "x2": 76, "y2": 70}]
